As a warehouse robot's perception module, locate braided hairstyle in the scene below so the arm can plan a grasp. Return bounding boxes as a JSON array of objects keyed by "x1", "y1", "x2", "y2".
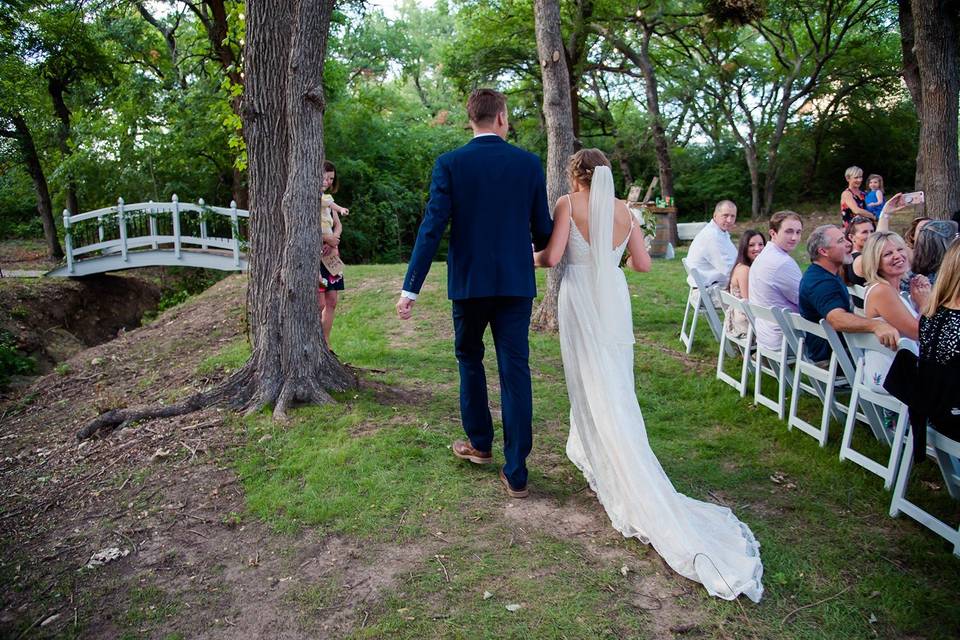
[{"x1": 567, "y1": 148, "x2": 611, "y2": 189}]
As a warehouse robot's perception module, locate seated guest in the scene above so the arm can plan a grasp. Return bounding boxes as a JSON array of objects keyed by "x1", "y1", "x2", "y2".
[
  {"x1": 915, "y1": 242, "x2": 960, "y2": 444},
  {"x1": 913, "y1": 219, "x2": 959, "y2": 286},
  {"x1": 749, "y1": 211, "x2": 803, "y2": 349},
  {"x1": 686, "y1": 199, "x2": 738, "y2": 290},
  {"x1": 798, "y1": 224, "x2": 899, "y2": 363},
  {"x1": 903, "y1": 216, "x2": 930, "y2": 250},
  {"x1": 725, "y1": 230, "x2": 765, "y2": 338},
  {"x1": 844, "y1": 215, "x2": 875, "y2": 288},
  {"x1": 861, "y1": 231, "x2": 930, "y2": 390}
]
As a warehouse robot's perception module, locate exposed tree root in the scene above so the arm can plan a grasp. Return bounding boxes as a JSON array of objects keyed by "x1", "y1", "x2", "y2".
[
  {"x1": 77, "y1": 355, "x2": 360, "y2": 441},
  {"x1": 77, "y1": 363, "x2": 257, "y2": 441}
]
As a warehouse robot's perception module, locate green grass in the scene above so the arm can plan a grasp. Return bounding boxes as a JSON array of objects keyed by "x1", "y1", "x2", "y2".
[
  {"x1": 196, "y1": 338, "x2": 251, "y2": 376},
  {"x1": 222, "y1": 258, "x2": 960, "y2": 639}
]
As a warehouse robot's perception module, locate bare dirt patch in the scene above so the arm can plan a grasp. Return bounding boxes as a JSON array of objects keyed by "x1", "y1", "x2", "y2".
[
  {"x1": 0, "y1": 275, "x2": 161, "y2": 375},
  {"x1": 501, "y1": 496, "x2": 713, "y2": 639},
  {"x1": 0, "y1": 275, "x2": 431, "y2": 639}
]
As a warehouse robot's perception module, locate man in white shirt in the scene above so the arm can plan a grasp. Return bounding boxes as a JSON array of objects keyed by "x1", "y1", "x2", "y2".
[
  {"x1": 749, "y1": 211, "x2": 804, "y2": 349},
  {"x1": 686, "y1": 200, "x2": 738, "y2": 289}
]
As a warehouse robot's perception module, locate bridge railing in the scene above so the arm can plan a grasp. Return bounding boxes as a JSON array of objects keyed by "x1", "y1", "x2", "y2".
[{"x1": 62, "y1": 196, "x2": 249, "y2": 275}]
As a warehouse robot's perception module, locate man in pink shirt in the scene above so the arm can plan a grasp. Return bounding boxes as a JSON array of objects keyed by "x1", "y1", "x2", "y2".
[{"x1": 748, "y1": 211, "x2": 804, "y2": 349}]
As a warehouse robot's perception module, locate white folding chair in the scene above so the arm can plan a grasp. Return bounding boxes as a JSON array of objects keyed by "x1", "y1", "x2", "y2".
[
  {"x1": 821, "y1": 320, "x2": 887, "y2": 441},
  {"x1": 849, "y1": 284, "x2": 867, "y2": 316},
  {"x1": 890, "y1": 426, "x2": 960, "y2": 556},
  {"x1": 680, "y1": 259, "x2": 729, "y2": 354},
  {"x1": 716, "y1": 290, "x2": 754, "y2": 397},
  {"x1": 746, "y1": 302, "x2": 791, "y2": 420},
  {"x1": 839, "y1": 333, "x2": 912, "y2": 489},
  {"x1": 780, "y1": 311, "x2": 843, "y2": 447}
]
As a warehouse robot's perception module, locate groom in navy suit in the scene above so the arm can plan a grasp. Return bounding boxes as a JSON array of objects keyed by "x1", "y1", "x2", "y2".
[{"x1": 396, "y1": 89, "x2": 553, "y2": 498}]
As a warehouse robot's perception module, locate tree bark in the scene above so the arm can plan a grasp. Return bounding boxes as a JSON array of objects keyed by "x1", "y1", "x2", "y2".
[
  {"x1": 907, "y1": 0, "x2": 960, "y2": 219},
  {"x1": 637, "y1": 25, "x2": 673, "y2": 199},
  {"x1": 11, "y1": 115, "x2": 64, "y2": 259},
  {"x1": 592, "y1": 23, "x2": 674, "y2": 201},
  {"x1": 531, "y1": 0, "x2": 576, "y2": 333},
  {"x1": 565, "y1": 0, "x2": 595, "y2": 144},
  {"x1": 47, "y1": 77, "x2": 79, "y2": 215},
  {"x1": 76, "y1": 0, "x2": 355, "y2": 440},
  {"x1": 272, "y1": 0, "x2": 351, "y2": 416}
]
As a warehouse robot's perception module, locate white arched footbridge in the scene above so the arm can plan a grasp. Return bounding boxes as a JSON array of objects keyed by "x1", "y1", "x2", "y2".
[{"x1": 46, "y1": 196, "x2": 249, "y2": 277}]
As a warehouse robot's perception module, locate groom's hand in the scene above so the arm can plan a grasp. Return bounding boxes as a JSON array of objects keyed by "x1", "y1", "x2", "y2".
[{"x1": 396, "y1": 296, "x2": 415, "y2": 320}]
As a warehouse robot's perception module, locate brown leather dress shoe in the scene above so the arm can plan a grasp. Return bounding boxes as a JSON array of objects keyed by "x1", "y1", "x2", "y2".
[
  {"x1": 452, "y1": 440, "x2": 493, "y2": 465},
  {"x1": 499, "y1": 467, "x2": 529, "y2": 498}
]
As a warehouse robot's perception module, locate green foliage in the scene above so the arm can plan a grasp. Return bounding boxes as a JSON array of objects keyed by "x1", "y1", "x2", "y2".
[{"x1": 0, "y1": 330, "x2": 34, "y2": 386}]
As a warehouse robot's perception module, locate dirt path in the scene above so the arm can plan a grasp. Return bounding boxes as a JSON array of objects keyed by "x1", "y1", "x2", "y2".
[{"x1": 1, "y1": 274, "x2": 717, "y2": 639}]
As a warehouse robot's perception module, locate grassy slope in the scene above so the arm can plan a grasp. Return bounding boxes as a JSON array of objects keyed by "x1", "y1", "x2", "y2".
[{"x1": 211, "y1": 256, "x2": 960, "y2": 639}]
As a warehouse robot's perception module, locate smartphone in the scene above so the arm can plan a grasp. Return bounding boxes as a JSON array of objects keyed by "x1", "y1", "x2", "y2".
[{"x1": 903, "y1": 191, "x2": 925, "y2": 205}]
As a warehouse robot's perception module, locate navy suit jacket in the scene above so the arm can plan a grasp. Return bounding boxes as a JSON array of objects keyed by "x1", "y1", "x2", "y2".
[{"x1": 403, "y1": 136, "x2": 553, "y2": 300}]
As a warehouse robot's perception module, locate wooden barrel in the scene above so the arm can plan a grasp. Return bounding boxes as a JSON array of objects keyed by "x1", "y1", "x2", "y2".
[{"x1": 649, "y1": 211, "x2": 673, "y2": 258}]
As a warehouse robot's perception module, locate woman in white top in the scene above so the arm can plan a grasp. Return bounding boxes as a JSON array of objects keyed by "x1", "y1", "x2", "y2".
[{"x1": 861, "y1": 231, "x2": 931, "y2": 390}]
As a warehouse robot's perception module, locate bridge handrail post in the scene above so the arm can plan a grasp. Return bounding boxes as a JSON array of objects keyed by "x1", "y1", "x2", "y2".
[
  {"x1": 172, "y1": 194, "x2": 182, "y2": 259},
  {"x1": 148, "y1": 200, "x2": 158, "y2": 249},
  {"x1": 117, "y1": 197, "x2": 128, "y2": 262},
  {"x1": 198, "y1": 198, "x2": 209, "y2": 250},
  {"x1": 97, "y1": 214, "x2": 104, "y2": 243},
  {"x1": 63, "y1": 209, "x2": 74, "y2": 275},
  {"x1": 230, "y1": 200, "x2": 240, "y2": 268}
]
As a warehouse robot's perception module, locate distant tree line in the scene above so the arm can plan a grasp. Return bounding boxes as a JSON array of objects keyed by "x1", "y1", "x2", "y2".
[{"x1": 1, "y1": 0, "x2": 956, "y2": 261}]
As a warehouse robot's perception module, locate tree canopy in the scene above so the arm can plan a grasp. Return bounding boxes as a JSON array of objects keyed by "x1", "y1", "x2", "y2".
[{"x1": 1, "y1": 0, "x2": 953, "y2": 257}]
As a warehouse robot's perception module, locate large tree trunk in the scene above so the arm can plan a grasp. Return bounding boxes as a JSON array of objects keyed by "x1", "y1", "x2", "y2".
[
  {"x1": 908, "y1": 0, "x2": 960, "y2": 219},
  {"x1": 531, "y1": 0, "x2": 576, "y2": 333},
  {"x1": 898, "y1": 0, "x2": 924, "y2": 193},
  {"x1": 12, "y1": 115, "x2": 63, "y2": 259},
  {"x1": 77, "y1": 0, "x2": 353, "y2": 440},
  {"x1": 47, "y1": 78, "x2": 80, "y2": 215},
  {"x1": 272, "y1": 0, "x2": 350, "y2": 416},
  {"x1": 637, "y1": 25, "x2": 674, "y2": 199}
]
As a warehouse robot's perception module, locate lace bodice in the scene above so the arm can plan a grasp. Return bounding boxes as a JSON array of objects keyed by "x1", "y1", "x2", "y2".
[{"x1": 565, "y1": 213, "x2": 631, "y2": 266}]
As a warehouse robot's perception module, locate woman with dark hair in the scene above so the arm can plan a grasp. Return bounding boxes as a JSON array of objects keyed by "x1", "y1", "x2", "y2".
[
  {"x1": 913, "y1": 220, "x2": 959, "y2": 286},
  {"x1": 725, "y1": 230, "x2": 765, "y2": 337},
  {"x1": 318, "y1": 160, "x2": 350, "y2": 346},
  {"x1": 844, "y1": 215, "x2": 875, "y2": 287}
]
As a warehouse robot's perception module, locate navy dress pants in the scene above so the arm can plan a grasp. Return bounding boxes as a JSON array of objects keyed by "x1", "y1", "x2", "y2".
[{"x1": 452, "y1": 296, "x2": 533, "y2": 489}]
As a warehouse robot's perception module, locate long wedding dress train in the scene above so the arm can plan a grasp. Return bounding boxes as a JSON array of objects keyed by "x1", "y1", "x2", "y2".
[{"x1": 557, "y1": 168, "x2": 763, "y2": 602}]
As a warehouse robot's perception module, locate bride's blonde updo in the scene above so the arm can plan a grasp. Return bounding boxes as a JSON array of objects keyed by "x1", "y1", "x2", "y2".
[{"x1": 568, "y1": 148, "x2": 611, "y2": 188}]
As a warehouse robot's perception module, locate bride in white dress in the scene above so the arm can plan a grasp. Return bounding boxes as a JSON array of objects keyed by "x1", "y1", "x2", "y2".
[{"x1": 534, "y1": 149, "x2": 763, "y2": 603}]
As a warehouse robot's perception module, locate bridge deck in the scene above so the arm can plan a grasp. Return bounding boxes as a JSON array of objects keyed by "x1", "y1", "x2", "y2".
[{"x1": 46, "y1": 248, "x2": 248, "y2": 278}]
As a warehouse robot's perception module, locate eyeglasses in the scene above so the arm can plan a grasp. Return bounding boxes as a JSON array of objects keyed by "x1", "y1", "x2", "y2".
[{"x1": 849, "y1": 216, "x2": 874, "y2": 226}]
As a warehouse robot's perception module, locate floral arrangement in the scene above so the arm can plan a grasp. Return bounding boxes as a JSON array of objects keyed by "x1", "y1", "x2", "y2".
[{"x1": 631, "y1": 205, "x2": 659, "y2": 239}]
